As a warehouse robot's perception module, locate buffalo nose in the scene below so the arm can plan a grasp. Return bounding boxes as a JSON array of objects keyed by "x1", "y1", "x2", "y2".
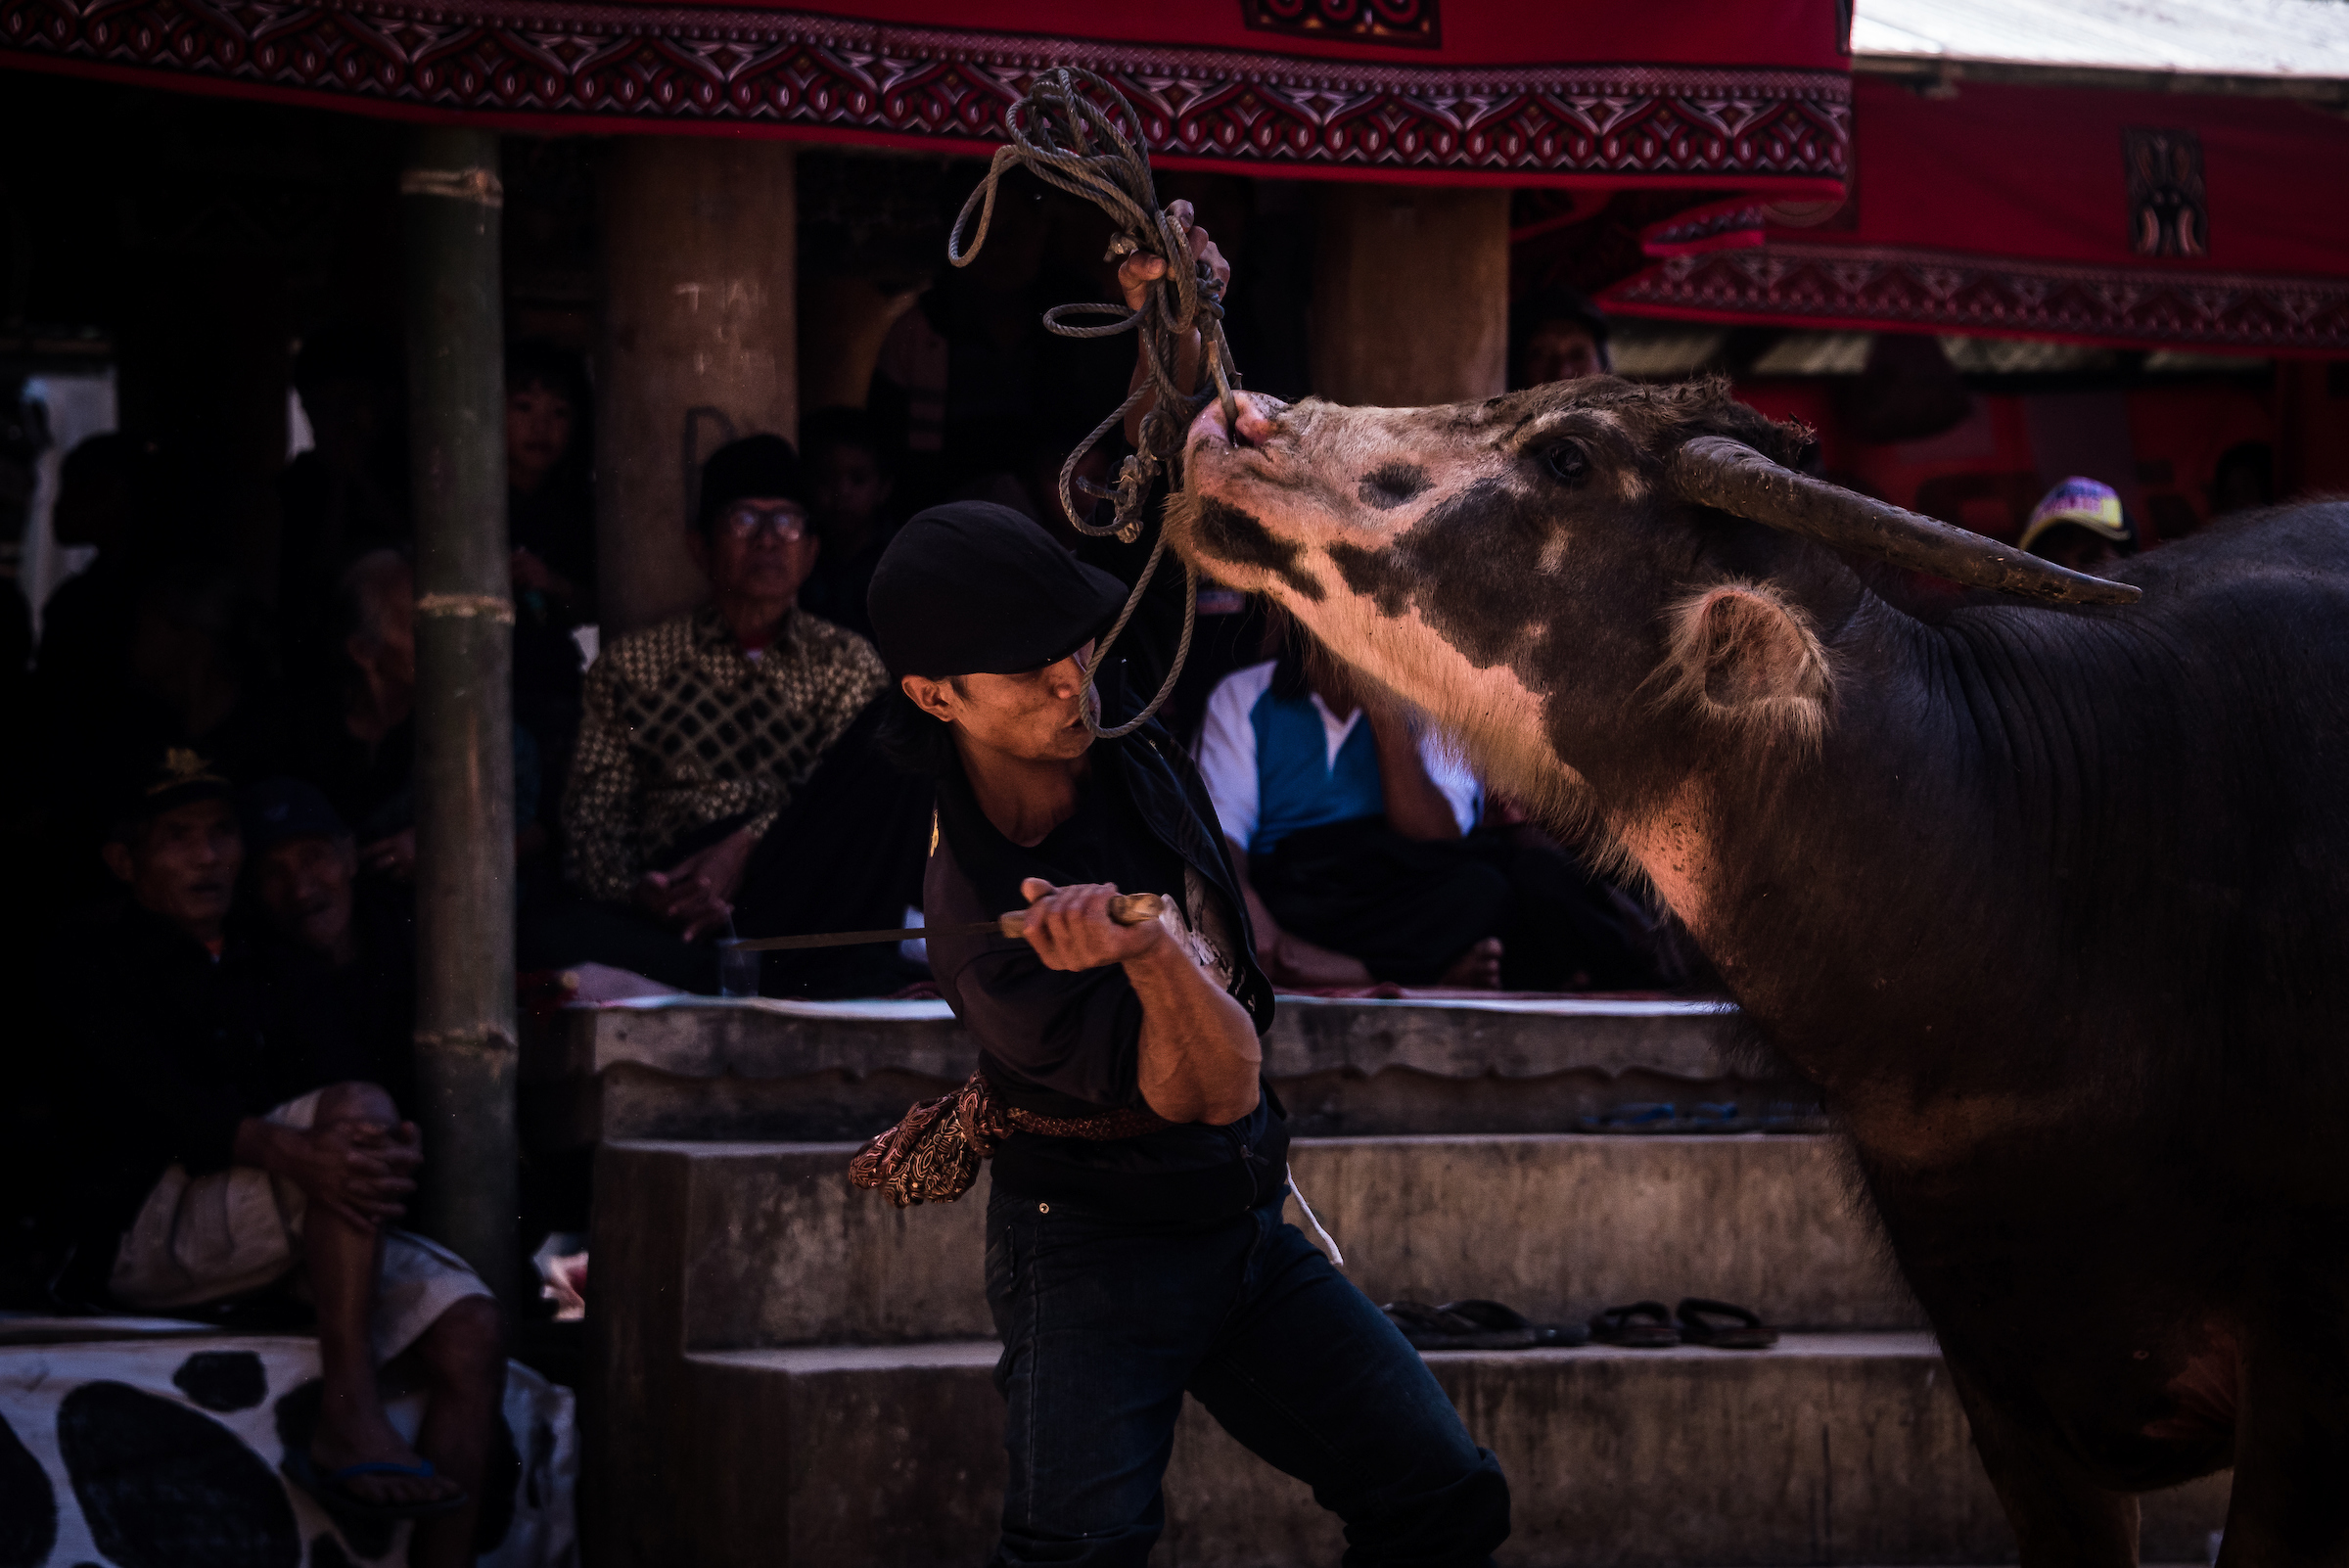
[
  {"x1": 1232, "y1": 393, "x2": 1279, "y2": 448},
  {"x1": 1189, "y1": 391, "x2": 1279, "y2": 451}
]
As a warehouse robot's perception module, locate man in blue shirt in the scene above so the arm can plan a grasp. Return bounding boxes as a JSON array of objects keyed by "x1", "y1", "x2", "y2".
[{"x1": 1196, "y1": 623, "x2": 1646, "y2": 992}]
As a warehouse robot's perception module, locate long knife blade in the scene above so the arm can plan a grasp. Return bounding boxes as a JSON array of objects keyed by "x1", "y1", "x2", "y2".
[
  {"x1": 725, "y1": 892, "x2": 1166, "y2": 953},
  {"x1": 726, "y1": 920, "x2": 998, "y2": 953}
]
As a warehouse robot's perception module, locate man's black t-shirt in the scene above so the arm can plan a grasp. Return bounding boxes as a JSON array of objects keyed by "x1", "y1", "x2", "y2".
[{"x1": 925, "y1": 729, "x2": 1288, "y2": 1225}]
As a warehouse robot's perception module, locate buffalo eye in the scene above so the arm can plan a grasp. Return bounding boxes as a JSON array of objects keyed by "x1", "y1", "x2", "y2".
[{"x1": 1543, "y1": 439, "x2": 1590, "y2": 486}]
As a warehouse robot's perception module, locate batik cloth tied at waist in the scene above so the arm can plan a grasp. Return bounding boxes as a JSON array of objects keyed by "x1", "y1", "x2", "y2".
[{"x1": 851, "y1": 1070, "x2": 1172, "y2": 1208}]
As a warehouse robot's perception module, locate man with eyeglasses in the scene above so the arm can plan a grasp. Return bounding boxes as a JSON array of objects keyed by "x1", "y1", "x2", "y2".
[{"x1": 546, "y1": 435, "x2": 927, "y2": 994}]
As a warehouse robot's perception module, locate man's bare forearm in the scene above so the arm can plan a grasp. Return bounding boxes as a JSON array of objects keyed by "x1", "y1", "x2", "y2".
[
  {"x1": 1224, "y1": 837, "x2": 1286, "y2": 959},
  {"x1": 1369, "y1": 713, "x2": 1462, "y2": 842},
  {"x1": 1126, "y1": 942, "x2": 1261, "y2": 1125}
]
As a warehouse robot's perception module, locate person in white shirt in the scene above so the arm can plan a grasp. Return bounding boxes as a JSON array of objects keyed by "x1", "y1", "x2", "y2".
[
  {"x1": 1194, "y1": 623, "x2": 1653, "y2": 992},
  {"x1": 1191, "y1": 625, "x2": 1504, "y2": 987}
]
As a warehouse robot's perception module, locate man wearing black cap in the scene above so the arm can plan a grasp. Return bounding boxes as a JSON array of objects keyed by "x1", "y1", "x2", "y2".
[
  {"x1": 865, "y1": 225, "x2": 1509, "y2": 1567},
  {"x1": 241, "y1": 775, "x2": 417, "y2": 1113},
  {"x1": 549, "y1": 434, "x2": 909, "y2": 991}
]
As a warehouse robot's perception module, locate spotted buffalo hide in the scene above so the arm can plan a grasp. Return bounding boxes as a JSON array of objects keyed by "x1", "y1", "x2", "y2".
[{"x1": 0, "y1": 1319, "x2": 575, "y2": 1568}]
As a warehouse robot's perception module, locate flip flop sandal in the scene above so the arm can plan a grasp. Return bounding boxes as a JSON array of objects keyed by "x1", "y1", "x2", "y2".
[
  {"x1": 1757, "y1": 1101, "x2": 1835, "y2": 1133},
  {"x1": 1380, "y1": 1300, "x2": 1532, "y2": 1350},
  {"x1": 281, "y1": 1449, "x2": 471, "y2": 1523},
  {"x1": 1577, "y1": 1102, "x2": 1679, "y2": 1133},
  {"x1": 1588, "y1": 1301, "x2": 1681, "y2": 1347},
  {"x1": 1676, "y1": 1297, "x2": 1780, "y2": 1350},
  {"x1": 1441, "y1": 1298, "x2": 1589, "y2": 1348}
]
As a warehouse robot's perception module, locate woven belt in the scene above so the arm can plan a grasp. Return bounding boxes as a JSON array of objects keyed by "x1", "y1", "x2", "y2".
[{"x1": 850, "y1": 1071, "x2": 1169, "y2": 1209}]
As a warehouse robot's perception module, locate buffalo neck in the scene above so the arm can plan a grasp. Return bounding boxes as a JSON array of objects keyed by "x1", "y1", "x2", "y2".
[{"x1": 1624, "y1": 583, "x2": 2175, "y2": 1164}]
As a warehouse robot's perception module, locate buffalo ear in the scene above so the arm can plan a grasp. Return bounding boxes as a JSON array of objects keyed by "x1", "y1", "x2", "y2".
[{"x1": 1661, "y1": 583, "x2": 1832, "y2": 745}]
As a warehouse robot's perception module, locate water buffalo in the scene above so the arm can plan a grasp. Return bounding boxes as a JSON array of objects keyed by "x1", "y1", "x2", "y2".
[{"x1": 1168, "y1": 377, "x2": 2349, "y2": 1565}]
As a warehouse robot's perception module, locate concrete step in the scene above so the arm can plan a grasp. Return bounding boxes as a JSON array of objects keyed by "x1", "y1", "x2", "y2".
[
  {"x1": 597, "y1": 1131, "x2": 1920, "y2": 1353},
  {"x1": 645, "y1": 1335, "x2": 2229, "y2": 1567},
  {"x1": 529, "y1": 994, "x2": 1811, "y2": 1144}
]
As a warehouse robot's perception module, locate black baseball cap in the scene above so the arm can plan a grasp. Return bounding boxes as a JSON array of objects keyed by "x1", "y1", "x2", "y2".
[
  {"x1": 108, "y1": 748, "x2": 234, "y2": 842},
  {"x1": 865, "y1": 501, "x2": 1128, "y2": 679},
  {"x1": 237, "y1": 776, "x2": 350, "y2": 857}
]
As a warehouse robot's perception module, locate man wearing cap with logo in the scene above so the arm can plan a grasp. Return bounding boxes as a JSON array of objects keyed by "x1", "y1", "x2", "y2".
[
  {"x1": 2021, "y1": 477, "x2": 2139, "y2": 574},
  {"x1": 862, "y1": 218, "x2": 1508, "y2": 1567},
  {"x1": 52, "y1": 751, "x2": 506, "y2": 1558}
]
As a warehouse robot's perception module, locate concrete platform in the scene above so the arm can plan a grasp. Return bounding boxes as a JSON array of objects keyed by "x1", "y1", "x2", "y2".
[
  {"x1": 530, "y1": 994, "x2": 1814, "y2": 1144},
  {"x1": 596, "y1": 1132, "x2": 1918, "y2": 1350},
  {"x1": 648, "y1": 1335, "x2": 2229, "y2": 1567}
]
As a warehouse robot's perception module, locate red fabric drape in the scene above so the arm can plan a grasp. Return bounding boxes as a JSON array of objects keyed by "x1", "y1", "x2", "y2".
[
  {"x1": 0, "y1": 0, "x2": 1848, "y2": 200},
  {"x1": 1606, "y1": 75, "x2": 2349, "y2": 352}
]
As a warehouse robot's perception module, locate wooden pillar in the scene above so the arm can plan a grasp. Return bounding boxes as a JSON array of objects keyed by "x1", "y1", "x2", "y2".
[
  {"x1": 1309, "y1": 184, "x2": 1510, "y2": 407},
  {"x1": 597, "y1": 140, "x2": 798, "y2": 636},
  {"x1": 400, "y1": 125, "x2": 519, "y2": 1308}
]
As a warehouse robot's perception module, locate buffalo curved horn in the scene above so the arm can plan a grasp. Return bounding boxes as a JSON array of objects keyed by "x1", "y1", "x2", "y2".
[{"x1": 1668, "y1": 436, "x2": 2142, "y2": 606}]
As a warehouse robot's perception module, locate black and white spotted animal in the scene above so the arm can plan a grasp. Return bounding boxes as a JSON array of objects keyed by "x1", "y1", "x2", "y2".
[{"x1": 0, "y1": 1320, "x2": 574, "y2": 1568}]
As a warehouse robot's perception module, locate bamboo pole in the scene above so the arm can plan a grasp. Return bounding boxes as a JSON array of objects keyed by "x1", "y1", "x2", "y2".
[{"x1": 400, "y1": 125, "x2": 519, "y2": 1308}]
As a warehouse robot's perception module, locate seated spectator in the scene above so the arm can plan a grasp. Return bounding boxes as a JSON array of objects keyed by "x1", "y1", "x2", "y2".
[
  {"x1": 34, "y1": 432, "x2": 153, "y2": 710},
  {"x1": 278, "y1": 322, "x2": 409, "y2": 697},
  {"x1": 43, "y1": 556, "x2": 289, "y2": 890},
  {"x1": 1196, "y1": 636, "x2": 1495, "y2": 988},
  {"x1": 540, "y1": 435, "x2": 930, "y2": 995},
  {"x1": 505, "y1": 340, "x2": 596, "y2": 807},
  {"x1": 117, "y1": 563, "x2": 287, "y2": 782},
  {"x1": 241, "y1": 776, "x2": 417, "y2": 1115},
  {"x1": 0, "y1": 574, "x2": 27, "y2": 819},
  {"x1": 795, "y1": 406, "x2": 898, "y2": 642},
  {"x1": 2210, "y1": 440, "x2": 2275, "y2": 519},
  {"x1": 2020, "y1": 477, "x2": 2138, "y2": 573},
  {"x1": 1020, "y1": 420, "x2": 1122, "y2": 550},
  {"x1": 1196, "y1": 625, "x2": 1647, "y2": 991},
  {"x1": 296, "y1": 548, "x2": 542, "y2": 880},
  {"x1": 53, "y1": 750, "x2": 503, "y2": 1557},
  {"x1": 1509, "y1": 286, "x2": 1612, "y2": 389}
]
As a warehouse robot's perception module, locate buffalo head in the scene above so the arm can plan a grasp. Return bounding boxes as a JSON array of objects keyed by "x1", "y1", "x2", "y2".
[{"x1": 1171, "y1": 379, "x2": 2138, "y2": 884}]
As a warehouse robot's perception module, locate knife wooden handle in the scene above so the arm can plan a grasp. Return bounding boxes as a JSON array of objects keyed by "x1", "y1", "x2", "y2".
[{"x1": 997, "y1": 892, "x2": 1166, "y2": 940}]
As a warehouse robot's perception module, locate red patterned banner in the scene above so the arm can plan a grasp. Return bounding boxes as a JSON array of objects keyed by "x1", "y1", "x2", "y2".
[
  {"x1": 1606, "y1": 243, "x2": 2349, "y2": 354},
  {"x1": 0, "y1": 0, "x2": 1846, "y2": 188}
]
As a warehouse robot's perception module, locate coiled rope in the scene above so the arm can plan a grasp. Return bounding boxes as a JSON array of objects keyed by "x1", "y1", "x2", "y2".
[{"x1": 948, "y1": 67, "x2": 1242, "y2": 739}]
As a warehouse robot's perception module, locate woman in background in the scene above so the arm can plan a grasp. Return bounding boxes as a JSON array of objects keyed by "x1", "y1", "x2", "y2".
[{"x1": 504, "y1": 340, "x2": 597, "y2": 826}]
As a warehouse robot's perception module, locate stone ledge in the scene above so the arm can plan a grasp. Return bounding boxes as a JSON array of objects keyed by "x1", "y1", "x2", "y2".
[
  {"x1": 665, "y1": 1334, "x2": 2229, "y2": 1567},
  {"x1": 531, "y1": 995, "x2": 1784, "y2": 1144},
  {"x1": 694, "y1": 1330, "x2": 1944, "y2": 1373},
  {"x1": 598, "y1": 1131, "x2": 1919, "y2": 1351},
  {"x1": 537, "y1": 993, "x2": 1747, "y2": 1085}
]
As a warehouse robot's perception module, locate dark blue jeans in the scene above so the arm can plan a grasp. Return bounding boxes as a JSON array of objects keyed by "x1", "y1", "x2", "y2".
[{"x1": 982, "y1": 1183, "x2": 1509, "y2": 1567}]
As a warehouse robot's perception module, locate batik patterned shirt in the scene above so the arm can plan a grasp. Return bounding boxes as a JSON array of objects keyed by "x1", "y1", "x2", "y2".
[{"x1": 562, "y1": 606, "x2": 887, "y2": 899}]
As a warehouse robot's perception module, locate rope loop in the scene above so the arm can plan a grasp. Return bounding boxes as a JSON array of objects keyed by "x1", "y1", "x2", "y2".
[{"x1": 951, "y1": 66, "x2": 1241, "y2": 738}]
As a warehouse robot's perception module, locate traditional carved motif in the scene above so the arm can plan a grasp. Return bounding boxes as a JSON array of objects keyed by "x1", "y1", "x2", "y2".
[
  {"x1": 0, "y1": 1, "x2": 1847, "y2": 183},
  {"x1": 1607, "y1": 243, "x2": 2349, "y2": 352},
  {"x1": 1640, "y1": 202, "x2": 1766, "y2": 255},
  {"x1": 2124, "y1": 127, "x2": 2207, "y2": 258},
  {"x1": 1244, "y1": 0, "x2": 1440, "y2": 49}
]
